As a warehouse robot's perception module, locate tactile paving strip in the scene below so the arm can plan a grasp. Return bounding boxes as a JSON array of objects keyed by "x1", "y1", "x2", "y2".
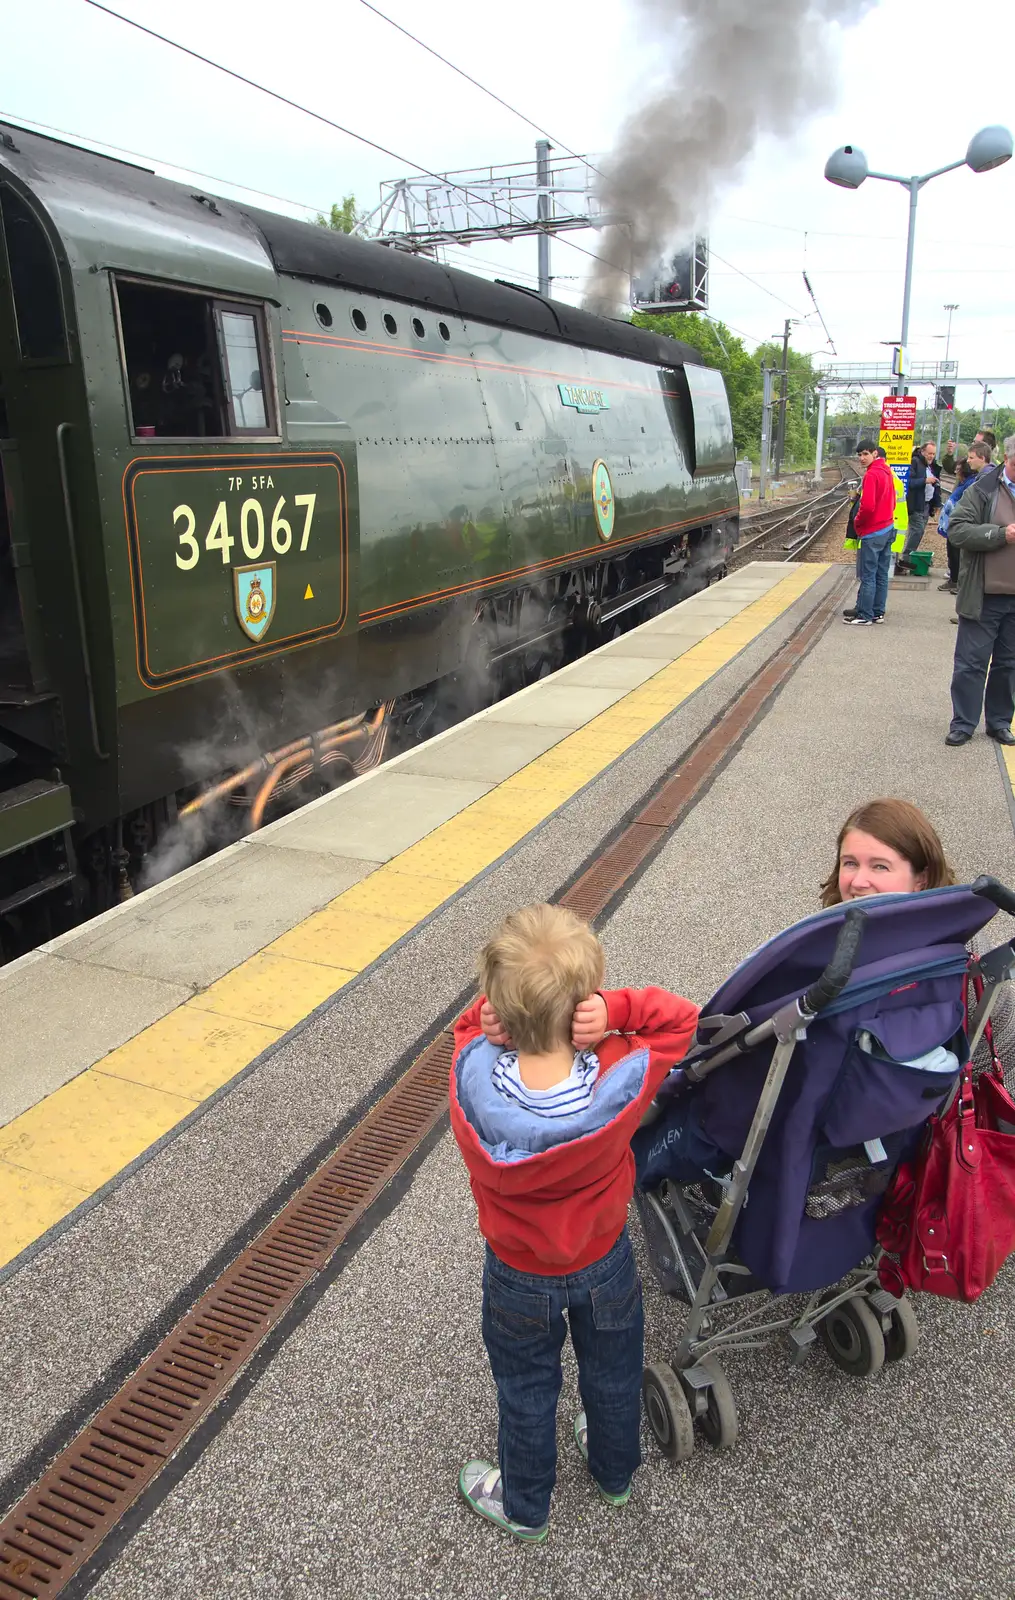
[{"x1": 0, "y1": 567, "x2": 850, "y2": 1598}]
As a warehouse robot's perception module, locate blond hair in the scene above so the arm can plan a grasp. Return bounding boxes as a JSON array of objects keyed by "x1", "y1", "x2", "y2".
[{"x1": 478, "y1": 903, "x2": 605, "y2": 1055}]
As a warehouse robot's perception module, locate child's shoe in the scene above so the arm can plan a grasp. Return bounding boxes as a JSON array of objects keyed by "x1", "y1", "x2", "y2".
[
  {"x1": 457, "y1": 1460, "x2": 549, "y2": 1542},
  {"x1": 572, "y1": 1411, "x2": 633, "y2": 1506}
]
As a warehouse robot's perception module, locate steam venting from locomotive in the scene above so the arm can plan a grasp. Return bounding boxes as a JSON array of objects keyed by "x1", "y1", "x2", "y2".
[{"x1": 583, "y1": 0, "x2": 875, "y2": 313}]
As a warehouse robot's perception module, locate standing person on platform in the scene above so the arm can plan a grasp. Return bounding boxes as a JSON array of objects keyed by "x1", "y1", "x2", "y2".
[
  {"x1": 844, "y1": 440, "x2": 897, "y2": 626},
  {"x1": 901, "y1": 441, "x2": 942, "y2": 570},
  {"x1": 976, "y1": 429, "x2": 998, "y2": 455},
  {"x1": 938, "y1": 443, "x2": 991, "y2": 595},
  {"x1": 945, "y1": 434, "x2": 1015, "y2": 746},
  {"x1": 942, "y1": 439, "x2": 959, "y2": 475}
]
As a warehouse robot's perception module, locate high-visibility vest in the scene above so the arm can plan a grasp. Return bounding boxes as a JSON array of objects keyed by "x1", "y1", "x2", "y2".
[{"x1": 891, "y1": 473, "x2": 908, "y2": 551}]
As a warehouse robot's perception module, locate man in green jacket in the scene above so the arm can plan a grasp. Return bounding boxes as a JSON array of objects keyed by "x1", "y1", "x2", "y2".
[{"x1": 945, "y1": 434, "x2": 1015, "y2": 746}]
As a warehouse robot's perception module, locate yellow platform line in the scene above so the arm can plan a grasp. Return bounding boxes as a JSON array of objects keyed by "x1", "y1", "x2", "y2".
[{"x1": 0, "y1": 564, "x2": 826, "y2": 1270}]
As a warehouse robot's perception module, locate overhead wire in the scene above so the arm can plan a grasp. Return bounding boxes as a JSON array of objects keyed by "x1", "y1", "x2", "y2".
[
  {"x1": 81, "y1": 0, "x2": 830, "y2": 325},
  {"x1": 707, "y1": 249, "x2": 807, "y2": 316},
  {"x1": 82, "y1": 0, "x2": 636, "y2": 283},
  {"x1": 354, "y1": 0, "x2": 601, "y2": 174}
]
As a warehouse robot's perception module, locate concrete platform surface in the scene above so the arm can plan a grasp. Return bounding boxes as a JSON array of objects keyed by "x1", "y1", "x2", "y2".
[{"x1": 83, "y1": 582, "x2": 1015, "y2": 1600}]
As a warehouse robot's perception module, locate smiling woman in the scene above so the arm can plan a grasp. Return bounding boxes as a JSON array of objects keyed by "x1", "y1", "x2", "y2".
[{"x1": 820, "y1": 798, "x2": 957, "y2": 906}]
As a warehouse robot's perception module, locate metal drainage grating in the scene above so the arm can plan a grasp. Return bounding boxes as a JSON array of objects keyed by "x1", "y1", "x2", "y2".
[
  {"x1": 0, "y1": 1032, "x2": 455, "y2": 1599},
  {"x1": 560, "y1": 822, "x2": 664, "y2": 923}
]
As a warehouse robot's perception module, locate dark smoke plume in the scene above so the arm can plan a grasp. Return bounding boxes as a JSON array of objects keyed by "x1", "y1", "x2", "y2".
[{"x1": 584, "y1": 0, "x2": 875, "y2": 313}]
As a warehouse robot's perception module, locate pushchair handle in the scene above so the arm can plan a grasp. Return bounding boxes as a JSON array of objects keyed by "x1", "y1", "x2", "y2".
[
  {"x1": 801, "y1": 906, "x2": 867, "y2": 1017},
  {"x1": 973, "y1": 874, "x2": 1015, "y2": 918}
]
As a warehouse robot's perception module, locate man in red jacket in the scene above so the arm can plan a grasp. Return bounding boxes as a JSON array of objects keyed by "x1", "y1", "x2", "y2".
[
  {"x1": 844, "y1": 439, "x2": 898, "y2": 626},
  {"x1": 449, "y1": 903, "x2": 698, "y2": 1541}
]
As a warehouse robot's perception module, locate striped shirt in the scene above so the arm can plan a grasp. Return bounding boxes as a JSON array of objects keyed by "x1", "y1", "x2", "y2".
[{"x1": 491, "y1": 1049, "x2": 601, "y2": 1118}]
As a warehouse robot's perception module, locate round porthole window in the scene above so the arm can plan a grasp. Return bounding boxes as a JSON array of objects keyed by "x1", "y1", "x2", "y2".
[
  {"x1": 314, "y1": 301, "x2": 333, "y2": 328},
  {"x1": 412, "y1": 316, "x2": 425, "y2": 339},
  {"x1": 438, "y1": 321, "x2": 451, "y2": 342},
  {"x1": 351, "y1": 307, "x2": 368, "y2": 332},
  {"x1": 383, "y1": 313, "x2": 398, "y2": 336}
]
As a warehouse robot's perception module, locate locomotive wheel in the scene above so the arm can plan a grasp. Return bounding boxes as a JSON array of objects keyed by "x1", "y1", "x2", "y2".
[
  {"x1": 817, "y1": 1292, "x2": 886, "y2": 1378},
  {"x1": 642, "y1": 1362, "x2": 695, "y2": 1461},
  {"x1": 879, "y1": 1293, "x2": 919, "y2": 1363}
]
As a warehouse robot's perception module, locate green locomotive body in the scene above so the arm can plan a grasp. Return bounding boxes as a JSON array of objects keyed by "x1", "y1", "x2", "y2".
[{"x1": 0, "y1": 122, "x2": 738, "y2": 942}]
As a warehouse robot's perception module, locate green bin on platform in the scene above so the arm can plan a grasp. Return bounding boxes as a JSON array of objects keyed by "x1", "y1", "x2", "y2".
[{"x1": 908, "y1": 550, "x2": 933, "y2": 577}]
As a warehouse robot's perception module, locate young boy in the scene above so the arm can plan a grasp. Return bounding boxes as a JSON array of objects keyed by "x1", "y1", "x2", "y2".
[{"x1": 449, "y1": 903, "x2": 698, "y2": 1542}]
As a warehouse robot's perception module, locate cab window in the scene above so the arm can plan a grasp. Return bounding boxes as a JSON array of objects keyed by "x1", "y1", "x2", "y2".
[{"x1": 116, "y1": 278, "x2": 276, "y2": 439}]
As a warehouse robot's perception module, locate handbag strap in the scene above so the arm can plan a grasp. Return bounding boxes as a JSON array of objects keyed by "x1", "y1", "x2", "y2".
[
  {"x1": 955, "y1": 1063, "x2": 981, "y2": 1172},
  {"x1": 965, "y1": 968, "x2": 1005, "y2": 1082}
]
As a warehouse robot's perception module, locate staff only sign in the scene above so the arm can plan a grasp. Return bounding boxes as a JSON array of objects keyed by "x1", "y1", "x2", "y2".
[{"x1": 879, "y1": 397, "x2": 918, "y2": 495}]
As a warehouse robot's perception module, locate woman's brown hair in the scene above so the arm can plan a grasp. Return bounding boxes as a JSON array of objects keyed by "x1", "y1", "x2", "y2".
[{"x1": 819, "y1": 799, "x2": 956, "y2": 907}]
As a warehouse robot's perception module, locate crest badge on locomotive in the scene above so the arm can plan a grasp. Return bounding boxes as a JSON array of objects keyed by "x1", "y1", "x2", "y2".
[
  {"x1": 591, "y1": 459, "x2": 615, "y2": 541},
  {"x1": 234, "y1": 563, "x2": 277, "y2": 642}
]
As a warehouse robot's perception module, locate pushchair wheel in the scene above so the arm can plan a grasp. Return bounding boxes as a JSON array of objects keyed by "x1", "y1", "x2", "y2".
[
  {"x1": 642, "y1": 1362, "x2": 694, "y2": 1461},
  {"x1": 693, "y1": 1358, "x2": 738, "y2": 1451},
  {"x1": 879, "y1": 1293, "x2": 920, "y2": 1363},
  {"x1": 817, "y1": 1292, "x2": 886, "y2": 1378}
]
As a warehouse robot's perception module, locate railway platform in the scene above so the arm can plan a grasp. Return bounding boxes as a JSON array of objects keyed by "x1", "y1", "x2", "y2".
[{"x1": 2, "y1": 560, "x2": 1014, "y2": 1600}]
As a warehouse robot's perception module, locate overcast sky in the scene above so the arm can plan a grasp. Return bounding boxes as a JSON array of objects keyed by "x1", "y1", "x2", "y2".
[{"x1": 4, "y1": 0, "x2": 1014, "y2": 415}]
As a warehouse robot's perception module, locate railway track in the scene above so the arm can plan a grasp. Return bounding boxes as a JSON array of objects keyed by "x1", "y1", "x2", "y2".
[{"x1": 731, "y1": 463, "x2": 855, "y2": 570}]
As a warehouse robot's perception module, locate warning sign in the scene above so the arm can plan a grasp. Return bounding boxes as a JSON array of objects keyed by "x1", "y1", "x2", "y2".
[
  {"x1": 880, "y1": 430, "x2": 916, "y2": 466},
  {"x1": 879, "y1": 396, "x2": 917, "y2": 489},
  {"x1": 880, "y1": 397, "x2": 918, "y2": 432}
]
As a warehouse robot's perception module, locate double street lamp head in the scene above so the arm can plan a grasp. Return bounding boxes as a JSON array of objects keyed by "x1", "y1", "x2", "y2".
[{"x1": 824, "y1": 126, "x2": 1012, "y2": 188}]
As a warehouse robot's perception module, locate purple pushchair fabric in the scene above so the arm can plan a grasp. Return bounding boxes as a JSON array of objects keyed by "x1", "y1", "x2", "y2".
[{"x1": 686, "y1": 887, "x2": 998, "y2": 1293}]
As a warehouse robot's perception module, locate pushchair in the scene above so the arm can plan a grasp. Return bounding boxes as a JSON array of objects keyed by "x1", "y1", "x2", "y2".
[{"x1": 634, "y1": 876, "x2": 1015, "y2": 1460}]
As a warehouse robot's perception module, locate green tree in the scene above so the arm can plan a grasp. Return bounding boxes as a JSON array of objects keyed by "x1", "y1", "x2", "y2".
[
  {"x1": 945, "y1": 404, "x2": 1014, "y2": 451},
  {"x1": 316, "y1": 196, "x2": 361, "y2": 234},
  {"x1": 633, "y1": 310, "x2": 761, "y2": 457}
]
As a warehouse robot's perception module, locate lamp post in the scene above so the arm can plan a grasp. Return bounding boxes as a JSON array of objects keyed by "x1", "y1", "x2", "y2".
[
  {"x1": 934, "y1": 303, "x2": 959, "y2": 457},
  {"x1": 825, "y1": 128, "x2": 1012, "y2": 397}
]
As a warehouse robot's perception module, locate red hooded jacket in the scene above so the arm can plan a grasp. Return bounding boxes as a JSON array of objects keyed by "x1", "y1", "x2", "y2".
[
  {"x1": 449, "y1": 987, "x2": 698, "y2": 1276},
  {"x1": 853, "y1": 454, "x2": 897, "y2": 537}
]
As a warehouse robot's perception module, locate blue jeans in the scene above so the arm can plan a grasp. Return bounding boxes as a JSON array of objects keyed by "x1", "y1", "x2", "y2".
[
  {"x1": 481, "y1": 1230, "x2": 643, "y2": 1527},
  {"x1": 855, "y1": 527, "x2": 894, "y2": 621}
]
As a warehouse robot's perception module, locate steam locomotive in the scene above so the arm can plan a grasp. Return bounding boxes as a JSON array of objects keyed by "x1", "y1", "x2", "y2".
[{"x1": 0, "y1": 120, "x2": 739, "y2": 951}]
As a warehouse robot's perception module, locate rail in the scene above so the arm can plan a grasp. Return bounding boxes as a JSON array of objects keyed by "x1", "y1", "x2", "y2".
[{"x1": 732, "y1": 461, "x2": 855, "y2": 570}]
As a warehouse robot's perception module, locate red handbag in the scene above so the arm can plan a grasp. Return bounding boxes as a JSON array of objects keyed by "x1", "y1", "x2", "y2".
[{"x1": 877, "y1": 981, "x2": 1015, "y2": 1302}]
